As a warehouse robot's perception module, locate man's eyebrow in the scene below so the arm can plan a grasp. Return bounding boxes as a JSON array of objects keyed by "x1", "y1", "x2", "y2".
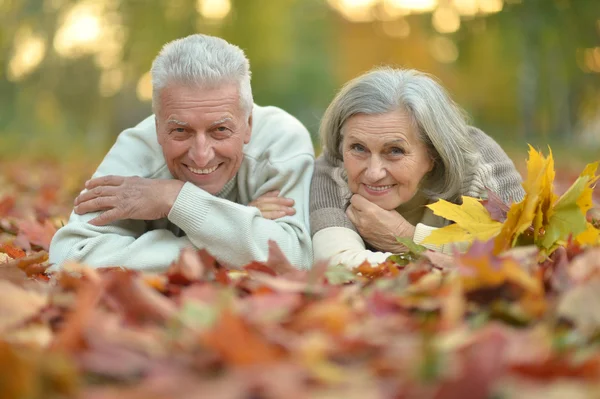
[
  {"x1": 209, "y1": 117, "x2": 233, "y2": 127},
  {"x1": 166, "y1": 119, "x2": 190, "y2": 127}
]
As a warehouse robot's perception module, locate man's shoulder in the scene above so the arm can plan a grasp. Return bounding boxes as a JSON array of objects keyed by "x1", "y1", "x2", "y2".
[
  {"x1": 95, "y1": 114, "x2": 169, "y2": 179},
  {"x1": 244, "y1": 105, "x2": 315, "y2": 162}
]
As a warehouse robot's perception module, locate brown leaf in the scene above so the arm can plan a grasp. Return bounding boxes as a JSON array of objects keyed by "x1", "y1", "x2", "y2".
[
  {"x1": 4, "y1": 250, "x2": 49, "y2": 276},
  {"x1": 105, "y1": 270, "x2": 177, "y2": 324},
  {"x1": 202, "y1": 310, "x2": 283, "y2": 365},
  {"x1": 0, "y1": 280, "x2": 48, "y2": 334},
  {"x1": 167, "y1": 247, "x2": 206, "y2": 285},
  {"x1": 51, "y1": 278, "x2": 104, "y2": 353}
]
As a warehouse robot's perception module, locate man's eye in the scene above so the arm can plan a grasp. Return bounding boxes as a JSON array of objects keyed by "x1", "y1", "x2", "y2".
[
  {"x1": 216, "y1": 126, "x2": 229, "y2": 132},
  {"x1": 172, "y1": 128, "x2": 186, "y2": 133}
]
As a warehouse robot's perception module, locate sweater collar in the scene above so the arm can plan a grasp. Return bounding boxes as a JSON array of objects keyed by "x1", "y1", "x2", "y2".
[{"x1": 216, "y1": 177, "x2": 237, "y2": 200}]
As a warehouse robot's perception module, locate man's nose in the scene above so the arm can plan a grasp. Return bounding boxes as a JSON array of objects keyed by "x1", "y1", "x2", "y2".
[
  {"x1": 188, "y1": 135, "x2": 214, "y2": 166},
  {"x1": 364, "y1": 157, "x2": 386, "y2": 182}
]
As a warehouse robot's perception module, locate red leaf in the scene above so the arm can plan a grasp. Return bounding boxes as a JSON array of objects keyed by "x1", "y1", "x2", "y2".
[
  {"x1": 265, "y1": 240, "x2": 297, "y2": 275},
  {"x1": 17, "y1": 220, "x2": 57, "y2": 251},
  {"x1": 0, "y1": 196, "x2": 15, "y2": 217},
  {"x1": 483, "y1": 187, "x2": 511, "y2": 222}
]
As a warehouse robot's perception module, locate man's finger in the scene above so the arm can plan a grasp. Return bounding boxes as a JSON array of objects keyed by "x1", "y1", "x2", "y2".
[
  {"x1": 251, "y1": 196, "x2": 294, "y2": 206},
  {"x1": 75, "y1": 196, "x2": 117, "y2": 215},
  {"x1": 260, "y1": 190, "x2": 280, "y2": 198},
  {"x1": 85, "y1": 175, "x2": 124, "y2": 189},
  {"x1": 88, "y1": 208, "x2": 122, "y2": 226},
  {"x1": 74, "y1": 186, "x2": 118, "y2": 205},
  {"x1": 260, "y1": 210, "x2": 287, "y2": 220}
]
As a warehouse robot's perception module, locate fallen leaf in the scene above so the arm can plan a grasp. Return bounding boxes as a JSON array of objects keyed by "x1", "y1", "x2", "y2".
[{"x1": 423, "y1": 196, "x2": 502, "y2": 246}]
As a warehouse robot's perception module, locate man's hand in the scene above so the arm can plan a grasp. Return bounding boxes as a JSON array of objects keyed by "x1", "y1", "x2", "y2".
[
  {"x1": 248, "y1": 190, "x2": 296, "y2": 220},
  {"x1": 346, "y1": 194, "x2": 416, "y2": 252},
  {"x1": 74, "y1": 176, "x2": 185, "y2": 226}
]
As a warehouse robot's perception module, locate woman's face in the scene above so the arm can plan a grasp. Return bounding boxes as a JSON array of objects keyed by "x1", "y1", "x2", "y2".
[{"x1": 342, "y1": 110, "x2": 434, "y2": 210}]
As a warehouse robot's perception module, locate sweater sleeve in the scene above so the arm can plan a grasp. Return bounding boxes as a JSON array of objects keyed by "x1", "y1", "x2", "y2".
[
  {"x1": 309, "y1": 154, "x2": 356, "y2": 236},
  {"x1": 168, "y1": 155, "x2": 314, "y2": 270},
  {"x1": 48, "y1": 116, "x2": 193, "y2": 271},
  {"x1": 466, "y1": 127, "x2": 525, "y2": 203},
  {"x1": 313, "y1": 227, "x2": 391, "y2": 268}
]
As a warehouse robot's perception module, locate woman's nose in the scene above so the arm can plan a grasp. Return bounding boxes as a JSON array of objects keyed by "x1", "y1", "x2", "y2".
[{"x1": 364, "y1": 157, "x2": 386, "y2": 182}]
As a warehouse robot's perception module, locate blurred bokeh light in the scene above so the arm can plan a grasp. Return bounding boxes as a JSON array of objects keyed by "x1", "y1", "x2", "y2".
[{"x1": 1, "y1": 0, "x2": 599, "y2": 164}]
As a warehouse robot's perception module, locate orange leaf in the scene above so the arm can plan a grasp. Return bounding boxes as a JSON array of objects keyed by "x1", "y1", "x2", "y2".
[
  {"x1": 0, "y1": 243, "x2": 26, "y2": 259},
  {"x1": 202, "y1": 310, "x2": 283, "y2": 365}
]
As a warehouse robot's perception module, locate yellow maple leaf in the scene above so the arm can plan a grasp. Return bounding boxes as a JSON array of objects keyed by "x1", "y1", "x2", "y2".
[
  {"x1": 458, "y1": 251, "x2": 542, "y2": 296},
  {"x1": 422, "y1": 196, "x2": 502, "y2": 246},
  {"x1": 576, "y1": 222, "x2": 600, "y2": 246},
  {"x1": 494, "y1": 146, "x2": 554, "y2": 254}
]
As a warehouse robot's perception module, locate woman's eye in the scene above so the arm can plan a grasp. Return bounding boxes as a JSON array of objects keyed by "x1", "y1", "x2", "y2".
[
  {"x1": 350, "y1": 143, "x2": 366, "y2": 152},
  {"x1": 389, "y1": 147, "x2": 405, "y2": 156}
]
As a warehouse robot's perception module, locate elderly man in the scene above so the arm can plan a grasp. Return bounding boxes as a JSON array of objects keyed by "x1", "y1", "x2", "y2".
[{"x1": 49, "y1": 34, "x2": 314, "y2": 271}]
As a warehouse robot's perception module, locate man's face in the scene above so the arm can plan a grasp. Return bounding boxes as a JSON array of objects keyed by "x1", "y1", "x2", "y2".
[{"x1": 156, "y1": 83, "x2": 252, "y2": 195}]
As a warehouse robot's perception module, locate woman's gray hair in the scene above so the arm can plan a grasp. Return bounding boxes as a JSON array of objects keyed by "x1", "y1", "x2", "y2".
[
  {"x1": 151, "y1": 34, "x2": 253, "y2": 117},
  {"x1": 320, "y1": 67, "x2": 476, "y2": 202}
]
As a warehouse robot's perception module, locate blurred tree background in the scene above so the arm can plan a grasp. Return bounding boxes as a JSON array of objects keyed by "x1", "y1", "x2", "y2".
[{"x1": 1, "y1": 0, "x2": 600, "y2": 165}]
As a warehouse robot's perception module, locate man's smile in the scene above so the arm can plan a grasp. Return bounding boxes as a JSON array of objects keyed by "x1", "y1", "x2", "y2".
[{"x1": 186, "y1": 164, "x2": 220, "y2": 175}]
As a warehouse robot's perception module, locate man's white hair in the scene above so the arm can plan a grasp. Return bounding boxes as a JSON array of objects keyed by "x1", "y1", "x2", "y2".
[{"x1": 151, "y1": 34, "x2": 253, "y2": 117}]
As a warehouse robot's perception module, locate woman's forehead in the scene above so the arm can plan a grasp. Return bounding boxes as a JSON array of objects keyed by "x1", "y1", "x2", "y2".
[{"x1": 342, "y1": 111, "x2": 419, "y2": 143}]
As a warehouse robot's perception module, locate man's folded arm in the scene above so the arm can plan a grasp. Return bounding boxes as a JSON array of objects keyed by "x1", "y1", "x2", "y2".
[
  {"x1": 49, "y1": 116, "x2": 191, "y2": 271},
  {"x1": 168, "y1": 154, "x2": 314, "y2": 270},
  {"x1": 48, "y1": 215, "x2": 192, "y2": 271}
]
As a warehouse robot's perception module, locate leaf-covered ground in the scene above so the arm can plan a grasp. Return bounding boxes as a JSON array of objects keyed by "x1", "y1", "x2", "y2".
[{"x1": 1, "y1": 155, "x2": 600, "y2": 399}]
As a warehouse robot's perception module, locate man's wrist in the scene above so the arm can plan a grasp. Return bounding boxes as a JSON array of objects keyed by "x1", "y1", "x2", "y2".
[{"x1": 164, "y1": 180, "x2": 185, "y2": 214}]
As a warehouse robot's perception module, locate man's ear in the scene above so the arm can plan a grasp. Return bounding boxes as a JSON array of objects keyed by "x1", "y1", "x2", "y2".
[{"x1": 244, "y1": 114, "x2": 253, "y2": 144}]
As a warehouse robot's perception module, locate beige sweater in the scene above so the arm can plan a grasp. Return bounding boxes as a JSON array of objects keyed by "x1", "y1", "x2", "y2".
[{"x1": 310, "y1": 127, "x2": 525, "y2": 268}]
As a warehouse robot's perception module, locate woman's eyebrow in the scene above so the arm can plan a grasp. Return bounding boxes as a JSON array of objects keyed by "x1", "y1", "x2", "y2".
[{"x1": 385, "y1": 139, "x2": 407, "y2": 145}]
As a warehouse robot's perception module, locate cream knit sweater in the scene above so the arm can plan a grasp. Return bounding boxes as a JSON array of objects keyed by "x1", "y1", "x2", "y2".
[
  {"x1": 49, "y1": 105, "x2": 315, "y2": 272},
  {"x1": 310, "y1": 127, "x2": 525, "y2": 268}
]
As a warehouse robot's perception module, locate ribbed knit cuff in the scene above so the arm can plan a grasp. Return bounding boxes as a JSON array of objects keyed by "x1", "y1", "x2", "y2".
[
  {"x1": 168, "y1": 182, "x2": 211, "y2": 236},
  {"x1": 413, "y1": 223, "x2": 444, "y2": 252}
]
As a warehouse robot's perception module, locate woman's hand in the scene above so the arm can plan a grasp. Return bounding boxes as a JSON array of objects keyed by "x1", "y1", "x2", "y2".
[
  {"x1": 249, "y1": 190, "x2": 296, "y2": 220},
  {"x1": 346, "y1": 194, "x2": 415, "y2": 252}
]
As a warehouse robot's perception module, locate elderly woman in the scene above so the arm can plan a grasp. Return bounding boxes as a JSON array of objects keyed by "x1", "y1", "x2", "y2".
[{"x1": 310, "y1": 67, "x2": 525, "y2": 268}]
